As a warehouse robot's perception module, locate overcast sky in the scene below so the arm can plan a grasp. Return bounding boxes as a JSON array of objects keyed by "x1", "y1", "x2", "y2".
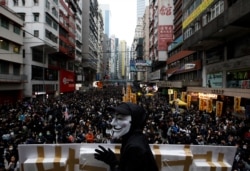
[{"x1": 99, "y1": 0, "x2": 137, "y2": 46}]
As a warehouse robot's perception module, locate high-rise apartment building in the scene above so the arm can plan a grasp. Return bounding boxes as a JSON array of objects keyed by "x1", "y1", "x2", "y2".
[
  {"x1": 5, "y1": 0, "x2": 81, "y2": 101},
  {"x1": 119, "y1": 40, "x2": 127, "y2": 80},
  {"x1": 149, "y1": 0, "x2": 174, "y2": 82},
  {"x1": 165, "y1": 0, "x2": 201, "y2": 98},
  {"x1": 96, "y1": 7, "x2": 104, "y2": 81},
  {"x1": 99, "y1": 4, "x2": 111, "y2": 37},
  {"x1": 0, "y1": 5, "x2": 24, "y2": 104},
  {"x1": 81, "y1": 0, "x2": 99, "y2": 86},
  {"x1": 161, "y1": 0, "x2": 250, "y2": 117},
  {"x1": 137, "y1": 0, "x2": 148, "y2": 19},
  {"x1": 182, "y1": 0, "x2": 250, "y2": 111}
]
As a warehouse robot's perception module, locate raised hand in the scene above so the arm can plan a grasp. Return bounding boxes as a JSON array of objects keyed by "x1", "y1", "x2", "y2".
[{"x1": 94, "y1": 145, "x2": 119, "y2": 168}]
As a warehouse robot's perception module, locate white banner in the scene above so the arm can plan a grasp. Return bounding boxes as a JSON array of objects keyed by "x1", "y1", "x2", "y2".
[{"x1": 18, "y1": 144, "x2": 236, "y2": 171}]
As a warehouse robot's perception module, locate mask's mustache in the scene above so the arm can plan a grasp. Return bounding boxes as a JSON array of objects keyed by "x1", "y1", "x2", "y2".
[{"x1": 110, "y1": 130, "x2": 114, "y2": 137}]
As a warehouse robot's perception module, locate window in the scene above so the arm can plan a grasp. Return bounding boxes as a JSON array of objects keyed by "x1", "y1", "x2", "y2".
[
  {"x1": 34, "y1": 30, "x2": 39, "y2": 37},
  {"x1": 34, "y1": 0, "x2": 39, "y2": 6},
  {"x1": 68, "y1": 62, "x2": 74, "y2": 70},
  {"x1": 194, "y1": 21, "x2": 200, "y2": 32},
  {"x1": 53, "y1": 0, "x2": 58, "y2": 5},
  {"x1": 18, "y1": 13, "x2": 25, "y2": 21},
  {"x1": 13, "y1": 25, "x2": 21, "y2": 34},
  {"x1": 45, "y1": 14, "x2": 52, "y2": 26},
  {"x1": 45, "y1": 29, "x2": 58, "y2": 43},
  {"x1": 45, "y1": 0, "x2": 50, "y2": 9},
  {"x1": 0, "y1": 40, "x2": 9, "y2": 50},
  {"x1": 0, "y1": 60, "x2": 9, "y2": 74},
  {"x1": 13, "y1": 44, "x2": 20, "y2": 53},
  {"x1": 23, "y1": 49, "x2": 25, "y2": 58},
  {"x1": 52, "y1": 7, "x2": 58, "y2": 17},
  {"x1": 13, "y1": 63, "x2": 20, "y2": 75},
  {"x1": 13, "y1": 0, "x2": 18, "y2": 6},
  {"x1": 202, "y1": 14, "x2": 208, "y2": 26},
  {"x1": 32, "y1": 65, "x2": 43, "y2": 80},
  {"x1": 44, "y1": 68, "x2": 58, "y2": 81},
  {"x1": 33, "y1": 13, "x2": 39, "y2": 22},
  {"x1": 1, "y1": 17, "x2": 9, "y2": 29},
  {"x1": 22, "y1": 0, "x2": 25, "y2": 6},
  {"x1": 32, "y1": 48, "x2": 44, "y2": 63},
  {"x1": 184, "y1": 27, "x2": 193, "y2": 40}
]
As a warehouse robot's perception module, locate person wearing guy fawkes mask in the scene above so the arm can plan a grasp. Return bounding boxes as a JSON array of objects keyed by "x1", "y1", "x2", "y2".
[{"x1": 94, "y1": 102, "x2": 159, "y2": 171}]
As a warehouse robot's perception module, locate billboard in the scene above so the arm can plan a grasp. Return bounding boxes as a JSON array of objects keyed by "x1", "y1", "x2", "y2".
[
  {"x1": 60, "y1": 70, "x2": 75, "y2": 93},
  {"x1": 130, "y1": 60, "x2": 147, "y2": 72},
  {"x1": 182, "y1": 0, "x2": 214, "y2": 29},
  {"x1": 157, "y1": 0, "x2": 174, "y2": 52}
]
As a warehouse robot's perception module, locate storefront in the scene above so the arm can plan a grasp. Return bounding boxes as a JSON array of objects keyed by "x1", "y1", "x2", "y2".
[{"x1": 187, "y1": 87, "x2": 250, "y2": 118}]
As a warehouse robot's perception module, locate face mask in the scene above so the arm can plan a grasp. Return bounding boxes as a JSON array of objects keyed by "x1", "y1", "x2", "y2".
[{"x1": 111, "y1": 114, "x2": 131, "y2": 139}]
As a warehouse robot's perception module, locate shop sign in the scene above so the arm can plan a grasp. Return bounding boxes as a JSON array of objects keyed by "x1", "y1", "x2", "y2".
[
  {"x1": 198, "y1": 93, "x2": 218, "y2": 99},
  {"x1": 168, "y1": 89, "x2": 173, "y2": 94},
  {"x1": 211, "y1": 89, "x2": 224, "y2": 94}
]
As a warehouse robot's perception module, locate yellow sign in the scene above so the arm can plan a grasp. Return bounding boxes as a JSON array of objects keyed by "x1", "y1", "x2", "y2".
[
  {"x1": 216, "y1": 101, "x2": 223, "y2": 117},
  {"x1": 182, "y1": 0, "x2": 214, "y2": 29}
]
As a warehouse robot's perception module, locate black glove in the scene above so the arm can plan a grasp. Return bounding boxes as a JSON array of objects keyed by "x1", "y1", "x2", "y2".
[{"x1": 94, "y1": 145, "x2": 119, "y2": 168}]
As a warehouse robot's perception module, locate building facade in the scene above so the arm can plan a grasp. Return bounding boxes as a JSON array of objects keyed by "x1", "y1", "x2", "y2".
[
  {"x1": 182, "y1": 0, "x2": 250, "y2": 117},
  {"x1": 149, "y1": 0, "x2": 174, "y2": 82},
  {"x1": 81, "y1": 0, "x2": 99, "y2": 86},
  {"x1": 163, "y1": 0, "x2": 202, "y2": 98},
  {"x1": 137, "y1": 0, "x2": 148, "y2": 19},
  {"x1": 0, "y1": 4, "x2": 25, "y2": 104},
  {"x1": 99, "y1": 4, "x2": 111, "y2": 38},
  {"x1": 5, "y1": 0, "x2": 81, "y2": 102}
]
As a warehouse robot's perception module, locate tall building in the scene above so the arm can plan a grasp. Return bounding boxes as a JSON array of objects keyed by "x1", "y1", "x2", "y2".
[
  {"x1": 99, "y1": 3, "x2": 112, "y2": 81},
  {"x1": 5, "y1": 0, "x2": 80, "y2": 101},
  {"x1": 119, "y1": 40, "x2": 127, "y2": 80},
  {"x1": 131, "y1": 0, "x2": 149, "y2": 82},
  {"x1": 164, "y1": 0, "x2": 201, "y2": 99},
  {"x1": 149, "y1": 0, "x2": 174, "y2": 82},
  {"x1": 101, "y1": 34, "x2": 111, "y2": 80},
  {"x1": 114, "y1": 38, "x2": 119, "y2": 80},
  {"x1": 99, "y1": 4, "x2": 111, "y2": 37},
  {"x1": 109, "y1": 35, "x2": 116, "y2": 80},
  {"x1": 81, "y1": 0, "x2": 99, "y2": 86},
  {"x1": 137, "y1": 0, "x2": 148, "y2": 19},
  {"x1": 0, "y1": 5, "x2": 24, "y2": 104},
  {"x1": 96, "y1": 7, "x2": 104, "y2": 81},
  {"x1": 182, "y1": 0, "x2": 250, "y2": 117},
  {"x1": 142, "y1": 6, "x2": 150, "y2": 83}
]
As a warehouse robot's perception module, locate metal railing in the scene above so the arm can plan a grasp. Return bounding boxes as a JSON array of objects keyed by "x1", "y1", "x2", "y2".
[{"x1": 0, "y1": 74, "x2": 28, "y2": 82}]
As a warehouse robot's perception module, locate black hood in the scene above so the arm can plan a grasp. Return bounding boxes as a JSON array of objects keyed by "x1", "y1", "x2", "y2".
[{"x1": 107, "y1": 102, "x2": 147, "y2": 131}]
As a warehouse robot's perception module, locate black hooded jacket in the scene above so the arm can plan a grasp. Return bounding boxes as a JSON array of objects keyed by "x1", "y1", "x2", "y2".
[{"x1": 109, "y1": 102, "x2": 159, "y2": 171}]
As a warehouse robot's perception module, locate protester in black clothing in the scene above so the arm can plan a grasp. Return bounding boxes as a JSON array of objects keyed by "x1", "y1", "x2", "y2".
[{"x1": 94, "y1": 102, "x2": 159, "y2": 171}]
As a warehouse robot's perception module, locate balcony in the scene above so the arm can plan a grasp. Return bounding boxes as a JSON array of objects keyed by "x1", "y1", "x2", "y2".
[{"x1": 0, "y1": 74, "x2": 27, "y2": 83}]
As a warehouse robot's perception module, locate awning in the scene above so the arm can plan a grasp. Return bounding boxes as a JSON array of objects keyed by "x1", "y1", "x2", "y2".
[{"x1": 167, "y1": 68, "x2": 178, "y2": 77}]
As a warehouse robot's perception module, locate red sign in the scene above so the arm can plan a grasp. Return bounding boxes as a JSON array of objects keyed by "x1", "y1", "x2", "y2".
[
  {"x1": 159, "y1": 4, "x2": 172, "y2": 16},
  {"x1": 60, "y1": 70, "x2": 75, "y2": 93},
  {"x1": 158, "y1": 25, "x2": 173, "y2": 51}
]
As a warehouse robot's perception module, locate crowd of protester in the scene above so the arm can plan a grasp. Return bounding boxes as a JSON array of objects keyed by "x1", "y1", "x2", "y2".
[{"x1": 0, "y1": 85, "x2": 249, "y2": 171}]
